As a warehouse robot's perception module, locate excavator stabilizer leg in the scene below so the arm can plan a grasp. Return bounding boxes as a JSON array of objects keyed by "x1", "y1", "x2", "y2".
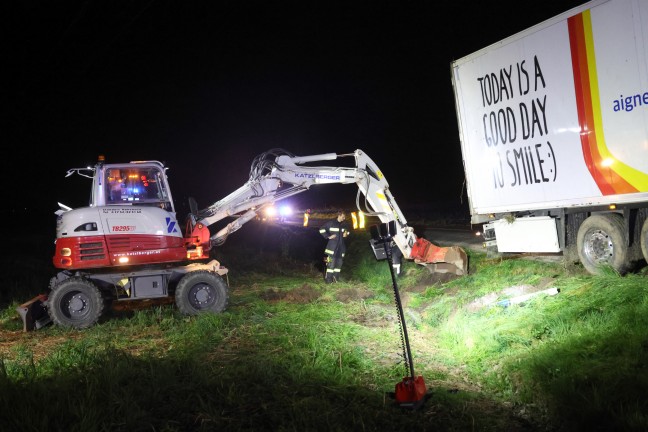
[
  {"x1": 410, "y1": 238, "x2": 468, "y2": 275},
  {"x1": 16, "y1": 294, "x2": 51, "y2": 332}
]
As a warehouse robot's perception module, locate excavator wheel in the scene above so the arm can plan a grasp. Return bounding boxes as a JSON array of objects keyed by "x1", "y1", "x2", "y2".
[
  {"x1": 47, "y1": 277, "x2": 105, "y2": 329},
  {"x1": 175, "y1": 271, "x2": 229, "y2": 316}
]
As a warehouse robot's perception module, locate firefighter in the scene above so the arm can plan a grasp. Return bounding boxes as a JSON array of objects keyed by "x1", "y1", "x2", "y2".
[{"x1": 319, "y1": 210, "x2": 350, "y2": 283}]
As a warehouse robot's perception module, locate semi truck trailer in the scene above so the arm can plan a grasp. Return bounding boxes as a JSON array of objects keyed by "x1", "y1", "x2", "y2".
[{"x1": 451, "y1": 0, "x2": 648, "y2": 274}]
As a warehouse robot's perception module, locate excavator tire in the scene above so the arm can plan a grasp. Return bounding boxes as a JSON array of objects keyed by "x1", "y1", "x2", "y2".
[
  {"x1": 47, "y1": 277, "x2": 105, "y2": 329},
  {"x1": 175, "y1": 271, "x2": 229, "y2": 316}
]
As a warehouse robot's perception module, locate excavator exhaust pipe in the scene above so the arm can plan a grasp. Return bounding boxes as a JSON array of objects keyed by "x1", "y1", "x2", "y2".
[
  {"x1": 16, "y1": 294, "x2": 51, "y2": 332},
  {"x1": 410, "y1": 238, "x2": 468, "y2": 276}
]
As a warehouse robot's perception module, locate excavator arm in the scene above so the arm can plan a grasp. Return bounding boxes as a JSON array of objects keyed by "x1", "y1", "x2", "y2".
[{"x1": 188, "y1": 149, "x2": 467, "y2": 275}]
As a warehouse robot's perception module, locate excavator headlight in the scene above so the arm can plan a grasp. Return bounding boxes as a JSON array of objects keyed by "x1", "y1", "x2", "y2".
[
  {"x1": 118, "y1": 257, "x2": 129, "y2": 264},
  {"x1": 60, "y1": 248, "x2": 72, "y2": 257}
]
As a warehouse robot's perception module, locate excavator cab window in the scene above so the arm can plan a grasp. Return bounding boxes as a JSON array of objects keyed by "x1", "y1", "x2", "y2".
[{"x1": 105, "y1": 166, "x2": 170, "y2": 209}]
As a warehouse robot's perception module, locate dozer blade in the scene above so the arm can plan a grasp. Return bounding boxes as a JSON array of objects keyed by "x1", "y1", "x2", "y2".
[
  {"x1": 16, "y1": 294, "x2": 51, "y2": 332},
  {"x1": 409, "y1": 238, "x2": 468, "y2": 275}
]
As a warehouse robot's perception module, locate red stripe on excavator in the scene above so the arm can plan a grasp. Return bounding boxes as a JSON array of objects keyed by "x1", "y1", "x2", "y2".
[{"x1": 53, "y1": 234, "x2": 187, "y2": 270}]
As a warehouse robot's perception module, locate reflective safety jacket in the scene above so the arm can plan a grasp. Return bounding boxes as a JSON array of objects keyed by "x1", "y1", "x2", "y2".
[{"x1": 319, "y1": 219, "x2": 349, "y2": 258}]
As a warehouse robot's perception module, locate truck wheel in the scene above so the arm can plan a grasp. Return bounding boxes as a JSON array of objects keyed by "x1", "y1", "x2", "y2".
[
  {"x1": 175, "y1": 271, "x2": 228, "y2": 316},
  {"x1": 577, "y1": 213, "x2": 628, "y2": 275},
  {"x1": 47, "y1": 277, "x2": 105, "y2": 329},
  {"x1": 641, "y1": 218, "x2": 648, "y2": 264}
]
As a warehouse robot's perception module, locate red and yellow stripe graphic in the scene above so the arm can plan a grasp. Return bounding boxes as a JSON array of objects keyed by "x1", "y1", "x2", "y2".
[{"x1": 568, "y1": 10, "x2": 647, "y2": 194}]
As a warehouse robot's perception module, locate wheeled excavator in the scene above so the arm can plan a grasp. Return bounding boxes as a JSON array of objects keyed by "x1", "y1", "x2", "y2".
[{"x1": 17, "y1": 149, "x2": 468, "y2": 333}]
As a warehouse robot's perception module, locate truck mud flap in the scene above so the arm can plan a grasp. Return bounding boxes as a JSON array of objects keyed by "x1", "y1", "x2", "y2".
[
  {"x1": 16, "y1": 294, "x2": 51, "y2": 332},
  {"x1": 410, "y1": 238, "x2": 468, "y2": 275}
]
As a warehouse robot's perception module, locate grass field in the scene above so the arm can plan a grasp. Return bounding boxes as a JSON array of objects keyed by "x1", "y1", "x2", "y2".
[{"x1": 1, "y1": 223, "x2": 647, "y2": 431}]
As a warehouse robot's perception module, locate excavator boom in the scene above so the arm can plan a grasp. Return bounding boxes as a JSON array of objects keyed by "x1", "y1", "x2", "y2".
[{"x1": 192, "y1": 149, "x2": 467, "y2": 275}]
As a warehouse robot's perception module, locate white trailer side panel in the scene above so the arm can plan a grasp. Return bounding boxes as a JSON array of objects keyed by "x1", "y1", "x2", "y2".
[{"x1": 452, "y1": 0, "x2": 648, "y2": 219}]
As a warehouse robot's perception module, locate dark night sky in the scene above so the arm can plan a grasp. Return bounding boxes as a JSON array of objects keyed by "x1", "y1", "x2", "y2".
[{"x1": 5, "y1": 1, "x2": 589, "y2": 217}]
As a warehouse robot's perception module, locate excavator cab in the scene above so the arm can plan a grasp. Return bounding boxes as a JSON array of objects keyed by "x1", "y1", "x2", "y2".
[{"x1": 103, "y1": 164, "x2": 173, "y2": 210}]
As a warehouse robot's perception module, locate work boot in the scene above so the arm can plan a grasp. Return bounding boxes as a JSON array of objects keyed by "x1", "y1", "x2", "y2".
[{"x1": 325, "y1": 275, "x2": 334, "y2": 284}]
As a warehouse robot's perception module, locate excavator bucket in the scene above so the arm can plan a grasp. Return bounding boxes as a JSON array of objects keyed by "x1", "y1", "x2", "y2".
[
  {"x1": 410, "y1": 238, "x2": 468, "y2": 275},
  {"x1": 16, "y1": 294, "x2": 51, "y2": 332}
]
